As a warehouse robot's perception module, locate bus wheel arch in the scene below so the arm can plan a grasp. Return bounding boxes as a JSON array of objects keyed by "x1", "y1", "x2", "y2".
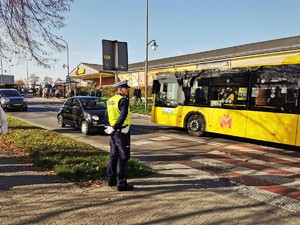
[{"x1": 185, "y1": 112, "x2": 206, "y2": 137}]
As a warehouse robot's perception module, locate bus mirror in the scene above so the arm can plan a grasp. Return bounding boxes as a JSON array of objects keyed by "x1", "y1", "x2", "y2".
[{"x1": 152, "y1": 80, "x2": 160, "y2": 94}]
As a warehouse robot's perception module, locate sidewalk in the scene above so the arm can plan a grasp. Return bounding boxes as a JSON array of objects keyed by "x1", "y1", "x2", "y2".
[{"x1": 1, "y1": 146, "x2": 299, "y2": 225}]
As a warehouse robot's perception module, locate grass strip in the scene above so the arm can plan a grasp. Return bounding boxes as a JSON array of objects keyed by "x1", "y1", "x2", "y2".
[
  {"x1": 1, "y1": 116, "x2": 154, "y2": 183},
  {"x1": 130, "y1": 103, "x2": 152, "y2": 115}
]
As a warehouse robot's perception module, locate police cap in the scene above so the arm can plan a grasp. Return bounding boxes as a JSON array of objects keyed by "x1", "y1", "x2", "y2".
[{"x1": 114, "y1": 80, "x2": 130, "y2": 88}]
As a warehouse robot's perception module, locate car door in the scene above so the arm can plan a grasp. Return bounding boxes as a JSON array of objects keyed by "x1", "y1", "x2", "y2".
[
  {"x1": 61, "y1": 98, "x2": 72, "y2": 124},
  {"x1": 71, "y1": 99, "x2": 82, "y2": 127}
]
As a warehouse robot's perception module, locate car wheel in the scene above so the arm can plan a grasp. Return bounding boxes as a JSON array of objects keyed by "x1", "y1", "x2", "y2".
[
  {"x1": 81, "y1": 120, "x2": 90, "y2": 135},
  {"x1": 58, "y1": 115, "x2": 66, "y2": 127},
  {"x1": 186, "y1": 114, "x2": 206, "y2": 137}
]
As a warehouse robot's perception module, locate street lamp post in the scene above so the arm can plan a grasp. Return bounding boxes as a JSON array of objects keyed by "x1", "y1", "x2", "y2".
[
  {"x1": 0, "y1": 56, "x2": 3, "y2": 84},
  {"x1": 59, "y1": 38, "x2": 70, "y2": 76},
  {"x1": 26, "y1": 59, "x2": 32, "y2": 88},
  {"x1": 145, "y1": 0, "x2": 158, "y2": 111},
  {"x1": 9, "y1": 64, "x2": 13, "y2": 74},
  {"x1": 58, "y1": 37, "x2": 70, "y2": 94}
]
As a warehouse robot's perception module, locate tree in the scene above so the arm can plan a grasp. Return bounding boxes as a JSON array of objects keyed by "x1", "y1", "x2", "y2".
[
  {"x1": 43, "y1": 76, "x2": 53, "y2": 85},
  {"x1": 15, "y1": 79, "x2": 25, "y2": 86},
  {"x1": 0, "y1": 0, "x2": 74, "y2": 67},
  {"x1": 29, "y1": 73, "x2": 40, "y2": 85}
]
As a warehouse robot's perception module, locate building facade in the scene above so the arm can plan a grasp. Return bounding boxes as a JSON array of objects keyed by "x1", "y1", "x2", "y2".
[{"x1": 69, "y1": 36, "x2": 300, "y2": 88}]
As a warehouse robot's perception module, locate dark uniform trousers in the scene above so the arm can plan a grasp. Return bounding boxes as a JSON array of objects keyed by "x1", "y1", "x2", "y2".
[{"x1": 107, "y1": 130, "x2": 130, "y2": 186}]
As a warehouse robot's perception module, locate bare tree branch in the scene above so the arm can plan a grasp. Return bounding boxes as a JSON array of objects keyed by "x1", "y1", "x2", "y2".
[{"x1": 0, "y1": 0, "x2": 74, "y2": 67}]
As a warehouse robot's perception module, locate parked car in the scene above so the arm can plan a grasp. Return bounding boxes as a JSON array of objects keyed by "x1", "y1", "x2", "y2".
[
  {"x1": 57, "y1": 96, "x2": 107, "y2": 134},
  {"x1": 0, "y1": 89, "x2": 28, "y2": 111}
]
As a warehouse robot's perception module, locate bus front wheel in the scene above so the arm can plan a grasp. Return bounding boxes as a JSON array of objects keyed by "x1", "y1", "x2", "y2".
[{"x1": 186, "y1": 114, "x2": 205, "y2": 137}]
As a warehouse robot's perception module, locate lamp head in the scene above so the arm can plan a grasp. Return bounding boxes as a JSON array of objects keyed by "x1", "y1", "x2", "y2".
[{"x1": 151, "y1": 41, "x2": 158, "y2": 51}]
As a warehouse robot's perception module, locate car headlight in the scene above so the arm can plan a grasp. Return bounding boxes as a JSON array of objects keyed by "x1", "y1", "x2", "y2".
[
  {"x1": 23, "y1": 98, "x2": 28, "y2": 102},
  {"x1": 1, "y1": 98, "x2": 9, "y2": 104},
  {"x1": 92, "y1": 115, "x2": 99, "y2": 121}
]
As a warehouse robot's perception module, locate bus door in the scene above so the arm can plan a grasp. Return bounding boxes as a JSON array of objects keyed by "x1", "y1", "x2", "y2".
[{"x1": 151, "y1": 80, "x2": 180, "y2": 127}]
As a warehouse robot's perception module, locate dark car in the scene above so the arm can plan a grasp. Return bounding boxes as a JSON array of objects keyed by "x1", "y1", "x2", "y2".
[
  {"x1": 57, "y1": 96, "x2": 107, "y2": 134},
  {"x1": 0, "y1": 89, "x2": 28, "y2": 111}
]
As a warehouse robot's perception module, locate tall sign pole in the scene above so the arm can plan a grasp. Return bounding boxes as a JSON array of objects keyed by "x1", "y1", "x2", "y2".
[
  {"x1": 0, "y1": 56, "x2": 3, "y2": 84},
  {"x1": 145, "y1": 0, "x2": 149, "y2": 111}
]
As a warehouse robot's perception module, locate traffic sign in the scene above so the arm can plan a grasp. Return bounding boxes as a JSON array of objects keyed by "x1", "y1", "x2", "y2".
[{"x1": 66, "y1": 77, "x2": 71, "y2": 83}]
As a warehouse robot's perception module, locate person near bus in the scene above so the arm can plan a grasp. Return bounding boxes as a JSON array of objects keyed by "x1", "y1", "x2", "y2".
[
  {"x1": 0, "y1": 106, "x2": 8, "y2": 134},
  {"x1": 226, "y1": 88, "x2": 238, "y2": 104},
  {"x1": 95, "y1": 89, "x2": 100, "y2": 97},
  {"x1": 105, "y1": 80, "x2": 133, "y2": 191},
  {"x1": 133, "y1": 86, "x2": 141, "y2": 103}
]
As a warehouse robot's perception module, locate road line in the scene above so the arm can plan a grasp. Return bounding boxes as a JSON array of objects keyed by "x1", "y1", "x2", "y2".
[
  {"x1": 219, "y1": 145, "x2": 300, "y2": 169},
  {"x1": 226, "y1": 144, "x2": 300, "y2": 163},
  {"x1": 174, "y1": 161, "x2": 300, "y2": 213}
]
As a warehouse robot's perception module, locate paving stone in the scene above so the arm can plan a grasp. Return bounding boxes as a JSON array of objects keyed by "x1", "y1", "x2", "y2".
[{"x1": 1, "y1": 145, "x2": 300, "y2": 225}]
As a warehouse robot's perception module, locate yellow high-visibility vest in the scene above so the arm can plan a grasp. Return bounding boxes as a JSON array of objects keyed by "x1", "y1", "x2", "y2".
[{"x1": 107, "y1": 94, "x2": 130, "y2": 127}]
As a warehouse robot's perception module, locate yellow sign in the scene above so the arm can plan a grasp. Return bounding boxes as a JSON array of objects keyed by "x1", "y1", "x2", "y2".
[
  {"x1": 77, "y1": 68, "x2": 85, "y2": 75},
  {"x1": 238, "y1": 87, "x2": 247, "y2": 100},
  {"x1": 104, "y1": 55, "x2": 110, "y2": 60}
]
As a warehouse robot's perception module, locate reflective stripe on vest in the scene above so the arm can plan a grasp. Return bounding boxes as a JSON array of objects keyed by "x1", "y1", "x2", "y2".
[{"x1": 107, "y1": 94, "x2": 130, "y2": 127}]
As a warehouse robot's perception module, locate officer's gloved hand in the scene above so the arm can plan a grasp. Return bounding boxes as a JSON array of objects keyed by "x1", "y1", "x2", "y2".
[{"x1": 104, "y1": 126, "x2": 115, "y2": 135}]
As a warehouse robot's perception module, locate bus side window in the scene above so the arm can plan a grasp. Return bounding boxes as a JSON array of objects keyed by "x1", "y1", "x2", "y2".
[
  {"x1": 252, "y1": 86, "x2": 298, "y2": 113},
  {"x1": 190, "y1": 78, "x2": 210, "y2": 106},
  {"x1": 210, "y1": 86, "x2": 247, "y2": 108},
  {"x1": 286, "y1": 90, "x2": 299, "y2": 112},
  {"x1": 194, "y1": 86, "x2": 207, "y2": 105}
]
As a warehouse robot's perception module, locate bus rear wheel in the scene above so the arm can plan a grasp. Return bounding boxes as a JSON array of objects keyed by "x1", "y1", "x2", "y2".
[{"x1": 186, "y1": 114, "x2": 205, "y2": 137}]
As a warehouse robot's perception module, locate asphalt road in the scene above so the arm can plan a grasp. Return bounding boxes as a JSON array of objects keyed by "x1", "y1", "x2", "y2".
[
  {"x1": 6, "y1": 97, "x2": 244, "y2": 168},
  {"x1": 6, "y1": 97, "x2": 189, "y2": 152},
  {"x1": 7, "y1": 97, "x2": 299, "y2": 153}
]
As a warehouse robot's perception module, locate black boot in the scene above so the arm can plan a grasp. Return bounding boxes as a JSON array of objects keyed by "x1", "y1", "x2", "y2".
[
  {"x1": 117, "y1": 182, "x2": 134, "y2": 191},
  {"x1": 108, "y1": 179, "x2": 117, "y2": 187}
]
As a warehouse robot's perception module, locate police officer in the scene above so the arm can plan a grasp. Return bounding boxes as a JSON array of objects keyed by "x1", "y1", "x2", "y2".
[{"x1": 105, "y1": 80, "x2": 133, "y2": 191}]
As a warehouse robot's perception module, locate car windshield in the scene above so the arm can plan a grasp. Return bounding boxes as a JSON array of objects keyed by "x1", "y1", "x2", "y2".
[
  {"x1": 0, "y1": 90, "x2": 21, "y2": 97},
  {"x1": 80, "y1": 98, "x2": 106, "y2": 110}
]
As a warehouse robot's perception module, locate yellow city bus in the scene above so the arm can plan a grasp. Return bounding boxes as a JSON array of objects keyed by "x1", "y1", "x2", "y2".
[{"x1": 151, "y1": 53, "x2": 300, "y2": 146}]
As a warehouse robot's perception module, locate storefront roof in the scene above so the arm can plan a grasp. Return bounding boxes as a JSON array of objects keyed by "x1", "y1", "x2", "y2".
[
  {"x1": 70, "y1": 35, "x2": 300, "y2": 76},
  {"x1": 128, "y1": 35, "x2": 300, "y2": 72}
]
